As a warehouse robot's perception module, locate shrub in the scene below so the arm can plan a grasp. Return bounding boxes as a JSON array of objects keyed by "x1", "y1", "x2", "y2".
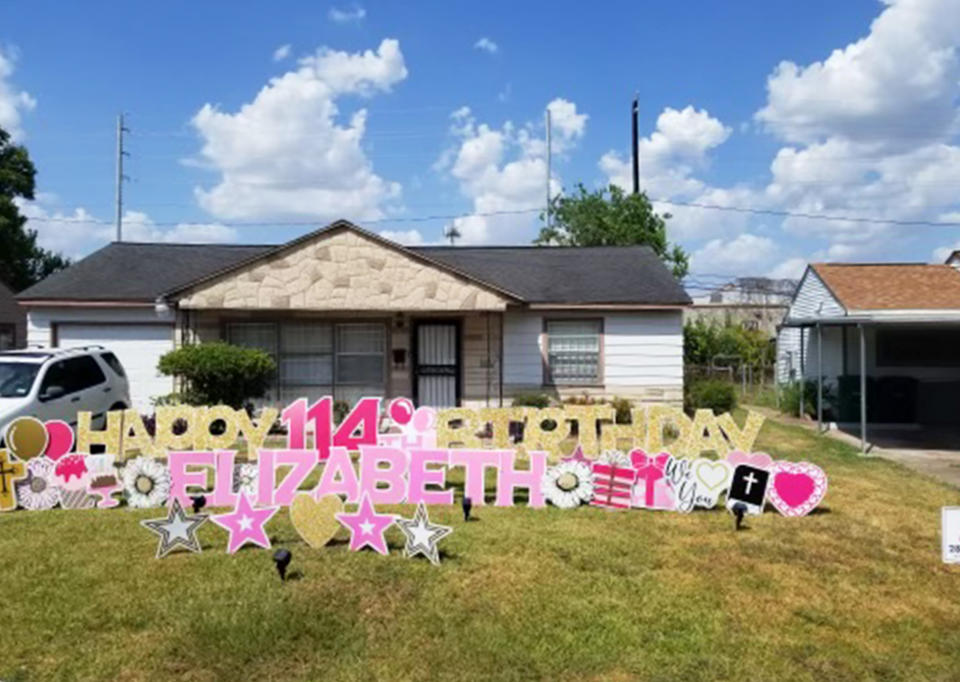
[
  {"x1": 333, "y1": 400, "x2": 351, "y2": 425},
  {"x1": 685, "y1": 379, "x2": 737, "y2": 415},
  {"x1": 779, "y1": 381, "x2": 834, "y2": 420},
  {"x1": 511, "y1": 393, "x2": 552, "y2": 408},
  {"x1": 609, "y1": 396, "x2": 633, "y2": 424},
  {"x1": 157, "y1": 342, "x2": 276, "y2": 410}
]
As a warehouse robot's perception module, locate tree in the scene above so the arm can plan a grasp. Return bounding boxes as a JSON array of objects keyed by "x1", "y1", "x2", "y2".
[
  {"x1": 535, "y1": 183, "x2": 689, "y2": 279},
  {"x1": 0, "y1": 126, "x2": 69, "y2": 292}
]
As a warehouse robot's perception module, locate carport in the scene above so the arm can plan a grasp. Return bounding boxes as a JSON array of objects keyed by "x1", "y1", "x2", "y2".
[{"x1": 777, "y1": 262, "x2": 960, "y2": 454}]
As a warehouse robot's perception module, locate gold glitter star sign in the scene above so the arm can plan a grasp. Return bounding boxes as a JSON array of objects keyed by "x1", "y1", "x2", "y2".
[{"x1": 395, "y1": 503, "x2": 452, "y2": 566}]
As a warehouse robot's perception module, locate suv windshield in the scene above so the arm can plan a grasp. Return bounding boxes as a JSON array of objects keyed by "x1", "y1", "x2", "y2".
[{"x1": 0, "y1": 362, "x2": 41, "y2": 398}]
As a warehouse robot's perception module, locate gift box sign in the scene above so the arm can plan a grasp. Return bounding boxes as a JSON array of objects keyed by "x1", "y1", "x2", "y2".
[{"x1": 589, "y1": 463, "x2": 636, "y2": 510}]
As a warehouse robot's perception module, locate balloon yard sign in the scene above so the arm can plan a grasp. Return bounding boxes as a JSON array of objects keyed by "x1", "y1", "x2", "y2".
[{"x1": 0, "y1": 398, "x2": 828, "y2": 565}]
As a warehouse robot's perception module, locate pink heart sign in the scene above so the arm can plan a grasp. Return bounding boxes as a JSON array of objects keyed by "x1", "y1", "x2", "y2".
[
  {"x1": 725, "y1": 451, "x2": 773, "y2": 470},
  {"x1": 766, "y1": 461, "x2": 827, "y2": 517}
]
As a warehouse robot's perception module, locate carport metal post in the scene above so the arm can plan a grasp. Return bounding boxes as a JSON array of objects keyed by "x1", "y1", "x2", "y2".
[
  {"x1": 859, "y1": 323, "x2": 867, "y2": 454},
  {"x1": 817, "y1": 323, "x2": 823, "y2": 433},
  {"x1": 799, "y1": 328, "x2": 805, "y2": 419}
]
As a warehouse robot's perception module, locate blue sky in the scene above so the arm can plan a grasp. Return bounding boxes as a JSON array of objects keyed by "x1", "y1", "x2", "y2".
[{"x1": 3, "y1": 0, "x2": 959, "y2": 287}]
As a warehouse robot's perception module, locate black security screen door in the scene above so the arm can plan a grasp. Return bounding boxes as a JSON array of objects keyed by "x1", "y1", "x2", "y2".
[{"x1": 414, "y1": 322, "x2": 460, "y2": 407}]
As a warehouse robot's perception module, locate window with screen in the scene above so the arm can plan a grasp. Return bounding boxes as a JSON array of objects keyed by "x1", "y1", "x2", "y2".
[
  {"x1": 545, "y1": 319, "x2": 602, "y2": 385},
  {"x1": 280, "y1": 322, "x2": 333, "y2": 404},
  {"x1": 227, "y1": 321, "x2": 385, "y2": 405},
  {"x1": 336, "y1": 324, "x2": 385, "y2": 404}
]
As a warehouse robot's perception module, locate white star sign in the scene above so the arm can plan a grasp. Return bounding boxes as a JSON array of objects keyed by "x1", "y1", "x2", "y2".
[
  {"x1": 395, "y1": 503, "x2": 453, "y2": 566},
  {"x1": 140, "y1": 499, "x2": 209, "y2": 559}
]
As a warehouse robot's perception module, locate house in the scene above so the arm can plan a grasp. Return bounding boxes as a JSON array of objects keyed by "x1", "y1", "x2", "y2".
[
  {"x1": 0, "y1": 281, "x2": 25, "y2": 350},
  {"x1": 686, "y1": 277, "x2": 797, "y2": 337},
  {"x1": 16, "y1": 220, "x2": 691, "y2": 412},
  {"x1": 777, "y1": 259, "x2": 960, "y2": 448}
]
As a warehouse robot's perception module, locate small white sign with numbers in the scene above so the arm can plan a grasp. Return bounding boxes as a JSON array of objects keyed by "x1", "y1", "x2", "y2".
[{"x1": 942, "y1": 507, "x2": 960, "y2": 564}]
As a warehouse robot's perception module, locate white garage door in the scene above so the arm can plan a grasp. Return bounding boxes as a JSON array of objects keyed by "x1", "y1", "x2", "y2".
[{"x1": 57, "y1": 324, "x2": 175, "y2": 413}]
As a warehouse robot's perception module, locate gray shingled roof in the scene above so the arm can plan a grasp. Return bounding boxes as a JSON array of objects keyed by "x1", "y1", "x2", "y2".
[
  {"x1": 411, "y1": 246, "x2": 690, "y2": 304},
  {"x1": 18, "y1": 233, "x2": 690, "y2": 306},
  {"x1": 17, "y1": 242, "x2": 273, "y2": 302}
]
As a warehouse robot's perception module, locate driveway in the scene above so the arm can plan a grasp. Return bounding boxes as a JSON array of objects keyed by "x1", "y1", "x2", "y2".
[
  {"x1": 830, "y1": 424, "x2": 960, "y2": 488},
  {"x1": 749, "y1": 406, "x2": 960, "y2": 489}
]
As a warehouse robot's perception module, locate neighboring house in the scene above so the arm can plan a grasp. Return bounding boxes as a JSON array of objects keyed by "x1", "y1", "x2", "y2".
[
  {"x1": 0, "y1": 281, "x2": 25, "y2": 350},
  {"x1": 17, "y1": 220, "x2": 691, "y2": 412},
  {"x1": 778, "y1": 260, "x2": 960, "y2": 431},
  {"x1": 686, "y1": 277, "x2": 797, "y2": 337}
]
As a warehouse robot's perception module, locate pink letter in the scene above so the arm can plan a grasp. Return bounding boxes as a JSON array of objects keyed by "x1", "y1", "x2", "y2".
[
  {"x1": 167, "y1": 451, "x2": 215, "y2": 508},
  {"x1": 210, "y1": 450, "x2": 238, "y2": 508},
  {"x1": 408, "y1": 449, "x2": 453, "y2": 506},
  {"x1": 256, "y1": 450, "x2": 277, "y2": 506},
  {"x1": 281, "y1": 398, "x2": 307, "y2": 449},
  {"x1": 358, "y1": 445, "x2": 408, "y2": 505},
  {"x1": 334, "y1": 397, "x2": 381, "y2": 451},
  {"x1": 496, "y1": 451, "x2": 546, "y2": 508},
  {"x1": 257, "y1": 449, "x2": 318, "y2": 506},
  {"x1": 448, "y1": 449, "x2": 501, "y2": 506},
  {"x1": 314, "y1": 446, "x2": 360, "y2": 502}
]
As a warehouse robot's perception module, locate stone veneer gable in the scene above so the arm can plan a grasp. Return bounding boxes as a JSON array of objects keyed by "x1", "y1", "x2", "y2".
[{"x1": 178, "y1": 229, "x2": 510, "y2": 311}]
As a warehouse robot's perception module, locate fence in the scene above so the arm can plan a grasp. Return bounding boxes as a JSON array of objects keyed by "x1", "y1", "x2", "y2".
[{"x1": 684, "y1": 363, "x2": 778, "y2": 406}]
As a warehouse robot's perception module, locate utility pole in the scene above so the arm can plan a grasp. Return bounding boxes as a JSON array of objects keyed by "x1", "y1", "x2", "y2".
[
  {"x1": 115, "y1": 113, "x2": 129, "y2": 242},
  {"x1": 545, "y1": 106, "x2": 552, "y2": 229},
  {"x1": 631, "y1": 95, "x2": 640, "y2": 195}
]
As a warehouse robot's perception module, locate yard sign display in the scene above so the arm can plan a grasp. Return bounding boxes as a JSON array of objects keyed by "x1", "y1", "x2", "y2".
[{"x1": 0, "y1": 398, "x2": 828, "y2": 564}]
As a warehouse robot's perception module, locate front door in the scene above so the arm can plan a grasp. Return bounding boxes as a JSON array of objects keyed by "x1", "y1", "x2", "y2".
[{"x1": 413, "y1": 321, "x2": 460, "y2": 407}]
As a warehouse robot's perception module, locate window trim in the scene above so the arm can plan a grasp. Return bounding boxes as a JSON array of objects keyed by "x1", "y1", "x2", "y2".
[
  {"x1": 541, "y1": 317, "x2": 605, "y2": 388},
  {"x1": 221, "y1": 316, "x2": 392, "y2": 402}
]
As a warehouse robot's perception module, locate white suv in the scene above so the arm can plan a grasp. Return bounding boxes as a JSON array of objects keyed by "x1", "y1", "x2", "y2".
[{"x1": 0, "y1": 346, "x2": 132, "y2": 445}]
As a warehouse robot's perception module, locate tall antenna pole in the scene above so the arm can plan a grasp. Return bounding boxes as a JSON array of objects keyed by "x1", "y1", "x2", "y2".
[
  {"x1": 115, "y1": 113, "x2": 129, "y2": 242},
  {"x1": 545, "y1": 106, "x2": 552, "y2": 228},
  {"x1": 631, "y1": 95, "x2": 640, "y2": 195}
]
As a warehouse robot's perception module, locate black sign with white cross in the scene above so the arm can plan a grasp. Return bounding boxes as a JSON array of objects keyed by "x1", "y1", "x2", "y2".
[{"x1": 727, "y1": 464, "x2": 770, "y2": 514}]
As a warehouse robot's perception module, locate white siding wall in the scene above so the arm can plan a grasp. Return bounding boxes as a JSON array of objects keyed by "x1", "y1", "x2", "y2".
[
  {"x1": 502, "y1": 311, "x2": 542, "y2": 388},
  {"x1": 604, "y1": 311, "x2": 683, "y2": 388},
  {"x1": 502, "y1": 309, "x2": 683, "y2": 402},
  {"x1": 787, "y1": 268, "x2": 845, "y2": 320}
]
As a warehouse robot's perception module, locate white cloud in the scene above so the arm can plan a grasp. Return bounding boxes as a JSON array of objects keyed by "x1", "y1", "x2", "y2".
[
  {"x1": 598, "y1": 0, "x2": 960, "y2": 273},
  {"x1": 768, "y1": 257, "x2": 808, "y2": 280},
  {"x1": 378, "y1": 229, "x2": 424, "y2": 245},
  {"x1": 0, "y1": 47, "x2": 36, "y2": 141},
  {"x1": 272, "y1": 44, "x2": 292, "y2": 62},
  {"x1": 191, "y1": 39, "x2": 407, "y2": 221},
  {"x1": 18, "y1": 199, "x2": 238, "y2": 260},
  {"x1": 933, "y1": 241, "x2": 960, "y2": 263},
  {"x1": 547, "y1": 98, "x2": 587, "y2": 151},
  {"x1": 601, "y1": 106, "x2": 731, "y2": 200},
  {"x1": 329, "y1": 5, "x2": 366, "y2": 23},
  {"x1": 474, "y1": 37, "x2": 498, "y2": 54},
  {"x1": 438, "y1": 100, "x2": 588, "y2": 244},
  {"x1": 690, "y1": 233, "x2": 779, "y2": 275},
  {"x1": 756, "y1": 0, "x2": 960, "y2": 148}
]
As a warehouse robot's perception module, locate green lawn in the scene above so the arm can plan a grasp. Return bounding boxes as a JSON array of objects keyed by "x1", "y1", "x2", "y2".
[{"x1": 4, "y1": 416, "x2": 960, "y2": 681}]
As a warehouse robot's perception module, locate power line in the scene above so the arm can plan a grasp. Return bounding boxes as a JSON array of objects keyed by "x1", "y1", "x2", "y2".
[
  {"x1": 652, "y1": 198, "x2": 960, "y2": 228},
  {"x1": 22, "y1": 207, "x2": 543, "y2": 228}
]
